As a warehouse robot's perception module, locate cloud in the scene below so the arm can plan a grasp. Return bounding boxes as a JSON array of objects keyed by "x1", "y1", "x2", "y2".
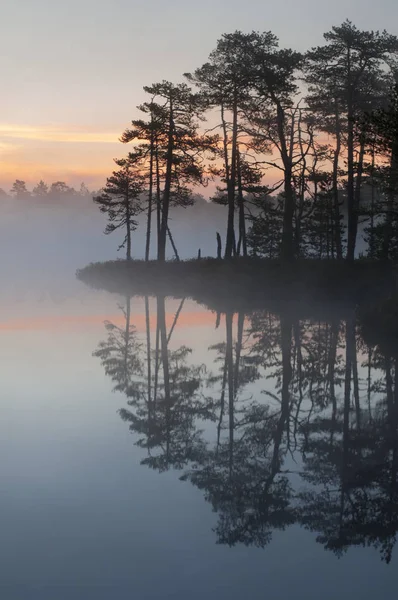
[
  {"x1": 0, "y1": 123, "x2": 139, "y2": 188},
  {"x1": 0, "y1": 124, "x2": 121, "y2": 144}
]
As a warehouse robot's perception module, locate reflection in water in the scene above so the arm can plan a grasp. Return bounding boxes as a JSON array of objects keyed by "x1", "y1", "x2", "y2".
[{"x1": 94, "y1": 297, "x2": 398, "y2": 563}]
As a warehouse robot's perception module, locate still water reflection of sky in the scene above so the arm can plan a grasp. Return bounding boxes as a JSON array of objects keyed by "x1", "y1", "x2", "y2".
[{"x1": 0, "y1": 206, "x2": 397, "y2": 599}]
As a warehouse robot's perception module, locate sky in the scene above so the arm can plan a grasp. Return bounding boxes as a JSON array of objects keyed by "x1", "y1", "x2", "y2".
[{"x1": 1, "y1": 0, "x2": 398, "y2": 191}]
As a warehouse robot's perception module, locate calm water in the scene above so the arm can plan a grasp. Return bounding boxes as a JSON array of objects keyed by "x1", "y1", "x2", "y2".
[
  {"x1": 1, "y1": 282, "x2": 398, "y2": 599},
  {"x1": 1, "y1": 210, "x2": 397, "y2": 599}
]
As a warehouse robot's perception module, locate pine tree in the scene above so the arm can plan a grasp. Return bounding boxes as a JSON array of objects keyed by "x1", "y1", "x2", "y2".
[
  {"x1": 93, "y1": 161, "x2": 144, "y2": 260},
  {"x1": 304, "y1": 21, "x2": 398, "y2": 261},
  {"x1": 121, "y1": 82, "x2": 216, "y2": 261},
  {"x1": 363, "y1": 85, "x2": 398, "y2": 260},
  {"x1": 32, "y1": 180, "x2": 49, "y2": 197},
  {"x1": 186, "y1": 32, "x2": 254, "y2": 258},
  {"x1": 49, "y1": 181, "x2": 75, "y2": 199},
  {"x1": 10, "y1": 180, "x2": 30, "y2": 199},
  {"x1": 121, "y1": 101, "x2": 167, "y2": 261},
  {"x1": 241, "y1": 32, "x2": 303, "y2": 261}
]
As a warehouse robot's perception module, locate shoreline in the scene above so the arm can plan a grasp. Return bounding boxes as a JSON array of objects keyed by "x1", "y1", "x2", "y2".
[{"x1": 77, "y1": 257, "x2": 396, "y2": 316}]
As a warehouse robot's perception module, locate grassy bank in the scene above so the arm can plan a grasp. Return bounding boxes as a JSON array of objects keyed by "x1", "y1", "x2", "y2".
[{"x1": 77, "y1": 257, "x2": 396, "y2": 315}]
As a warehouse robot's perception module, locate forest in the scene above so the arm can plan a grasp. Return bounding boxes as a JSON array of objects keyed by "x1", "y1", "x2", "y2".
[{"x1": 88, "y1": 20, "x2": 398, "y2": 263}]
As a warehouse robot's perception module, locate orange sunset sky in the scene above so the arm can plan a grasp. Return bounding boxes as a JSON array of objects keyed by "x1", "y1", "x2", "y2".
[{"x1": 1, "y1": 0, "x2": 397, "y2": 192}]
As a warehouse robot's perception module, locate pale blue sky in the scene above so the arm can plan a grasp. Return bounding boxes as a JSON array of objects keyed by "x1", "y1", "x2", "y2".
[{"x1": 0, "y1": 0, "x2": 397, "y2": 187}]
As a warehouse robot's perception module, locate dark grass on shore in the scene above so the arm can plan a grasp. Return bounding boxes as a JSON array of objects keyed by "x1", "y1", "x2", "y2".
[{"x1": 77, "y1": 257, "x2": 396, "y2": 316}]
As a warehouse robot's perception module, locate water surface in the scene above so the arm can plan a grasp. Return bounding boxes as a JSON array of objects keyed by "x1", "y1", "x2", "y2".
[
  {"x1": 2, "y1": 278, "x2": 398, "y2": 599},
  {"x1": 1, "y1": 208, "x2": 397, "y2": 598}
]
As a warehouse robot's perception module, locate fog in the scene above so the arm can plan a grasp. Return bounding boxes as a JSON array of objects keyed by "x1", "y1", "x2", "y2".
[
  {"x1": 0, "y1": 195, "x2": 228, "y2": 307},
  {"x1": 1, "y1": 193, "x2": 371, "y2": 301}
]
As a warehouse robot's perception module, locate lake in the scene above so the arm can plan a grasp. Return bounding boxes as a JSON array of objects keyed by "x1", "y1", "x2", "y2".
[{"x1": 1, "y1": 209, "x2": 397, "y2": 599}]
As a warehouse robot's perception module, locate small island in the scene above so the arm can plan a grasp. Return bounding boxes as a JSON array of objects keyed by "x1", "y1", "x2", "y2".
[{"x1": 78, "y1": 22, "x2": 398, "y2": 335}]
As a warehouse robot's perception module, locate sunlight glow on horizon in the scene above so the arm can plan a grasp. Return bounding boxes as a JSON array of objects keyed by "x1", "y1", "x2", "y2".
[
  {"x1": 0, "y1": 123, "x2": 144, "y2": 189},
  {"x1": 1, "y1": 0, "x2": 397, "y2": 191},
  {"x1": 0, "y1": 123, "x2": 121, "y2": 144},
  {"x1": 0, "y1": 124, "x2": 125, "y2": 189},
  {"x1": 0, "y1": 122, "x2": 284, "y2": 192}
]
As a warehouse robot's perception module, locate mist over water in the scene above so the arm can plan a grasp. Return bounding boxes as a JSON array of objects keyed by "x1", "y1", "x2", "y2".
[
  {"x1": 0, "y1": 199, "x2": 223, "y2": 318},
  {"x1": 0, "y1": 201, "x2": 397, "y2": 600}
]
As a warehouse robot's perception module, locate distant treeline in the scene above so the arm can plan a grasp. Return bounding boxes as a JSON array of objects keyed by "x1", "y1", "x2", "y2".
[
  {"x1": 92, "y1": 20, "x2": 398, "y2": 263},
  {"x1": 0, "y1": 180, "x2": 95, "y2": 201}
]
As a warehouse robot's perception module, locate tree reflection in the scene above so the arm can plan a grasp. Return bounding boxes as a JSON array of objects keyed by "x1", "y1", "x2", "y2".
[
  {"x1": 298, "y1": 313, "x2": 398, "y2": 563},
  {"x1": 181, "y1": 312, "x2": 295, "y2": 547},
  {"x1": 93, "y1": 297, "x2": 145, "y2": 397},
  {"x1": 95, "y1": 295, "x2": 215, "y2": 471},
  {"x1": 94, "y1": 297, "x2": 398, "y2": 562}
]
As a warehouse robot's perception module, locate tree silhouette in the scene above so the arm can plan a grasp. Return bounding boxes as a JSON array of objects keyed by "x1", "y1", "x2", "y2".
[
  {"x1": 10, "y1": 179, "x2": 30, "y2": 199},
  {"x1": 93, "y1": 161, "x2": 144, "y2": 260},
  {"x1": 305, "y1": 21, "x2": 398, "y2": 261},
  {"x1": 121, "y1": 82, "x2": 216, "y2": 261},
  {"x1": 32, "y1": 180, "x2": 49, "y2": 197},
  {"x1": 363, "y1": 85, "x2": 398, "y2": 260},
  {"x1": 186, "y1": 33, "x2": 254, "y2": 259},
  {"x1": 49, "y1": 181, "x2": 75, "y2": 198}
]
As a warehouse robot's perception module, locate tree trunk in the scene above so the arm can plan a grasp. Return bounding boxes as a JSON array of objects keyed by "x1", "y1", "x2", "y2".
[
  {"x1": 145, "y1": 296, "x2": 152, "y2": 424},
  {"x1": 282, "y1": 171, "x2": 295, "y2": 261},
  {"x1": 157, "y1": 295, "x2": 171, "y2": 461},
  {"x1": 216, "y1": 232, "x2": 222, "y2": 259},
  {"x1": 329, "y1": 319, "x2": 339, "y2": 432},
  {"x1": 167, "y1": 298, "x2": 185, "y2": 344},
  {"x1": 295, "y1": 121, "x2": 308, "y2": 258},
  {"x1": 225, "y1": 94, "x2": 238, "y2": 259},
  {"x1": 332, "y1": 104, "x2": 343, "y2": 259},
  {"x1": 346, "y1": 66, "x2": 357, "y2": 262},
  {"x1": 126, "y1": 225, "x2": 132, "y2": 261},
  {"x1": 348, "y1": 316, "x2": 360, "y2": 429},
  {"x1": 145, "y1": 129, "x2": 154, "y2": 262},
  {"x1": 123, "y1": 296, "x2": 131, "y2": 388},
  {"x1": 340, "y1": 322, "x2": 351, "y2": 538},
  {"x1": 158, "y1": 98, "x2": 174, "y2": 262},
  {"x1": 233, "y1": 311, "x2": 244, "y2": 395},
  {"x1": 265, "y1": 315, "x2": 292, "y2": 492},
  {"x1": 216, "y1": 354, "x2": 228, "y2": 454},
  {"x1": 225, "y1": 311, "x2": 235, "y2": 473},
  {"x1": 125, "y1": 186, "x2": 132, "y2": 261},
  {"x1": 153, "y1": 313, "x2": 160, "y2": 408},
  {"x1": 353, "y1": 133, "x2": 366, "y2": 258},
  {"x1": 273, "y1": 99, "x2": 294, "y2": 262},
  {"x1": 369, "y1": 145, "x2": 376, "y2": 259},
  {"x1": 167, "y1": 225, "x2": 180, "y2": 261},
  {"x1": 156, "y1": 144, "x2": 161, "y2": 254},
  {"x1": 236, "y1": 150, "x2": 247, "y2": 257}
]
